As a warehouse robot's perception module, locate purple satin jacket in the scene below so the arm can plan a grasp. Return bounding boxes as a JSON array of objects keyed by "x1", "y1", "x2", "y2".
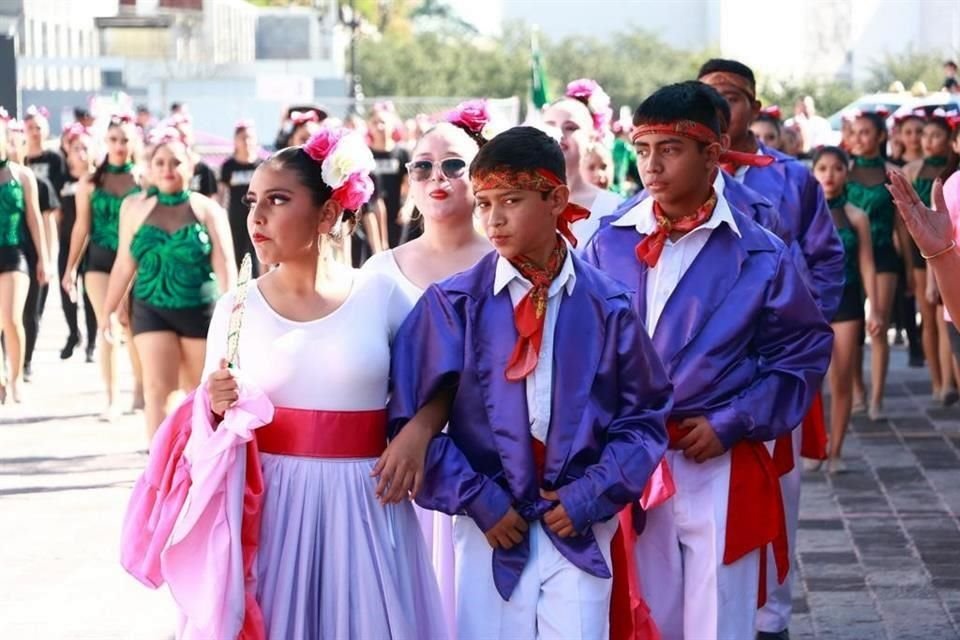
[
  {"x1": 584, "y1": 200, "x2": 833, "y2": 449},
  {"x1": 744, "y1": 143, "x2": 845, "y2": 320},
  {"x1": 388, "y1": 251, "x2": 672, "y2": 600}
]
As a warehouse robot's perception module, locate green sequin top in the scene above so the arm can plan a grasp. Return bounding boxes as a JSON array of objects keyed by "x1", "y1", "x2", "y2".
[
  {"x1": 846, "y1": 156, "x2": 895, "y2": 253},
  {"x1": 912, "y1": 156, "x2": 948, "y2": 207},
  {"x1": 0, "y1": 178, "x2": 25, "y2": 247},
  {"x1": 90, "y1": 185, "x2": 141, "y2": 251},
  {"x1": 130, "y1": 219, "x2": 218, "y2": 309},
  {"x1": 829, "y1": 195, "x2": 860, "y2": 290}
]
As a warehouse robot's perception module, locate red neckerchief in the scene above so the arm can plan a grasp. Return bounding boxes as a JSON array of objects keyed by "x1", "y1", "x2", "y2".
[
  {"x1": 635, "y1": 190, "x2": 719, "y2": 267},
  {"x1": 504, "y1": 237, "x2": 568, "y2": 381},
  {"x1": 471, "y1": 167, "x2": 590, "y2": 247},
  {"x1": 718, "y1": 149, "x2": 775, "y2": 175}
]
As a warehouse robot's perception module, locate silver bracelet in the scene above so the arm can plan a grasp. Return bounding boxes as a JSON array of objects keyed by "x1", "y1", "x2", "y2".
[{"x1": 921, "y1": 240, "x2": 957, "y2": 260}]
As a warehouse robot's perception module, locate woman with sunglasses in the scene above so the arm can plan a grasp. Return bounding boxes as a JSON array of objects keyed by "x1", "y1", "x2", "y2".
[{"x1": 362, "y1": 100, "x2": 492, "y2": 637}]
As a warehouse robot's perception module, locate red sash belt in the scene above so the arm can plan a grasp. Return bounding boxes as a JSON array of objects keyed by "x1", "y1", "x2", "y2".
[
  {"x1": 800, "y1": 391, "x2": 828, "y2": 460},
  {"x1": 256, "y1": 407, "x2": 388, "y2": 458},
  {"x1": 665, "y1": 419, "x2": 789, "y2": 609}
]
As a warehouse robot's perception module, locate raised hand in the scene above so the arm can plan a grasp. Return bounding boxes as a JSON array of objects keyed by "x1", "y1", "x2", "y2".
[{"x1": 887, "y1": 171, "x2": 955, "y2": 259}]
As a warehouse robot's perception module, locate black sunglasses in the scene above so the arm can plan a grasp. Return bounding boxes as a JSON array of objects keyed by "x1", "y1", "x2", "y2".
[{"x1": 406, "y1": 158, "x2": 468, "y2": 181}]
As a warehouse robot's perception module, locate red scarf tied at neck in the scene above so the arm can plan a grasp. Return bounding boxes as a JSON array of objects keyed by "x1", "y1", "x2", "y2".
[
  {"x1": 634, "y1": 190, "x2": 718, "y2": 268},
  {"x1": 504, "y1": 238, "x2": 568, "y2": 381}
]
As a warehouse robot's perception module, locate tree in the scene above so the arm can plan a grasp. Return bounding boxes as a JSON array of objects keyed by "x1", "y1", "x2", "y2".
[{"x1": 866, "y1": 49, "x2": 956, "y2": 95}]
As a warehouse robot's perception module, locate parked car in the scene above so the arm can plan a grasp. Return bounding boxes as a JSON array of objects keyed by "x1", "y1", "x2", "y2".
[{"x1": 890, "y1": 91, "x2": 960, "y2": 120}]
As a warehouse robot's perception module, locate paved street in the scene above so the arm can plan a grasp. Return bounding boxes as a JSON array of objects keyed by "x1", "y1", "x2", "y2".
[{"x1": 2, "y1": 292, "x2": 960, "y2": 639}]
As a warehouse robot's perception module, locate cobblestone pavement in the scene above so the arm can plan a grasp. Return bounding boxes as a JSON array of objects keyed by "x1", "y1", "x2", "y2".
[{"x1": 2, "y1": 296, "x2": 960, "y2": 639}]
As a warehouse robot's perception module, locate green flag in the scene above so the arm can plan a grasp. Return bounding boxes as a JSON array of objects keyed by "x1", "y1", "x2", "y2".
[{"x1": 530, "y1": 28, "x2": 549, "y2": 110}]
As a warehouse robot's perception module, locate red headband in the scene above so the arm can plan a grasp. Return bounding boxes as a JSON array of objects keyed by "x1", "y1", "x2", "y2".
[
  {"x1": 630, "y1": 120, "x2": 720, "y2": 145},
  {"x1": 630, "y1": 120, "x2": 775, "y2": 171},
  {"x1": 471, "y1": 167, "x2": 590, "y2": 247},
  {"x1": 700, "y1": 71, "x2": 756, "y2": 101}
]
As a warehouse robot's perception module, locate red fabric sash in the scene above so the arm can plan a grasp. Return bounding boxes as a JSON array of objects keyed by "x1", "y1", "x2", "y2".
[
  {"x1": 800, "y1": 391, "x2": 828, "y2": 460},
  {"x1": 661, "y1": 420, "x2": 788, "y2": 609},
  {"x1": 610, "y1": 504, "x2": 661, "y2": 640},
  {"x1": 256, "y1": 407, "x2": 388, "y2": 458},
  {"x1": 239, "y1": 439, "x2": 265, "y2": 639}
]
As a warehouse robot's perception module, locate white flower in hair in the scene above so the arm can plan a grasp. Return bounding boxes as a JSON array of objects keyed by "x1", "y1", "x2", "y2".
[{"x1": 320, "y1": 134, "x2": 375, "y2": 190}]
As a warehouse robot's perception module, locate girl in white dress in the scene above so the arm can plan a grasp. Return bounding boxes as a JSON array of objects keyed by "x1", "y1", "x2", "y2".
[
  {"x1": 205, "y1": 125, "x2": 446, "y2": 639},
  {"x1": 363, "y1": 101, "x2": 492, "y2": 638},
  {"x1": 543, "y1": 79, "x2": 623, "y2": 246}
]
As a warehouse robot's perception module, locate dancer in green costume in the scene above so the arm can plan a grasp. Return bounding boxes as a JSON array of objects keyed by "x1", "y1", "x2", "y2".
[
  {"x1": 0, "y1": 117, "x2": 49, "y2": 404},
  {"x1": 62, "y1": 115, "x2": 144, "y2": 421},
  {"x1": 100, "y1": 129, "x2": 236, "y2": 441},
  {"x1": 846, "y1": 111, "x2": 911, "y2": 420}
]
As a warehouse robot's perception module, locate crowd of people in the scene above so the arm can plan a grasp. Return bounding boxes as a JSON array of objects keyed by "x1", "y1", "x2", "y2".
[{"x1": 3, "y1": 54, "x2": 960, "y2": 640}]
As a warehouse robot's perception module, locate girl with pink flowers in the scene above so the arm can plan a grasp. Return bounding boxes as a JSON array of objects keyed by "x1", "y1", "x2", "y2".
[
  {"x1": 202, "y1": 124, "x2": 447, "y2": 638},
  {"x1": 543, "y1": 79, "x2": 623, "y2": 247}
]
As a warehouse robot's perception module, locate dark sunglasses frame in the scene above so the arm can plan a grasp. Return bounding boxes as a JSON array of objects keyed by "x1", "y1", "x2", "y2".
[{"x1": 405, "y1": 158, "x2": 468, "y2": 181}]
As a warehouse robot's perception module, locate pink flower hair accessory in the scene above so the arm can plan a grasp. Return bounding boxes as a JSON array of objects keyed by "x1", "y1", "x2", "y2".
[
  {"x1": 64, "y1": 123, "x2": 90, "y2": 143},
  {"x1": 290, "y1": 110, "x2": 319, "y2": 127},
  {"x1": 25, "y1": 105, "x2": 50, "y2": 122},
  {"x1": 761, "y1": 105, "x2": 782, "y2": 120},
  {"x1": 302, "y1": 125, "x2": 376, "y2": 211},
  {"x1": 148, "y1": 126, "x2": 187, "y2": 147},
  {"x1": 444, "y1": 99, "x2": 492, "y2": 145},
  {"x1": 565, "y1": 78, "x2": 613, "y2": 132}
]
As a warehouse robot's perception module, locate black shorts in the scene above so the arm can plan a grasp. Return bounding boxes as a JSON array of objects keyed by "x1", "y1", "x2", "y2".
[
  {"x1": 949, "y1": 322, "x2": 960, "y2": 361},
  {"x1": 0, "y1": 245, "x2": 29, "y2": 275},
  {"x1": 833, "y1": 284, "x2": 865, "y2": 323},
  {"x1": 132, "y1": 299, "x2": 214, "y2": 338},
  {"x1": 85, "y1": 243, "x2": 117, "y2": 274},
  {"x1": 875, "y1": 244, "x2": 902, "y2": 274}
]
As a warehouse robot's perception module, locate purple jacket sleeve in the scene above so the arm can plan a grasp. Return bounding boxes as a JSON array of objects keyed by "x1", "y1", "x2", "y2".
[
  {"x1": 798, "y1": 172, "x2": 845, "y2": 321},
  {"x1": 706, "y1": 249, "x2": 834, "y2": 449},
  {"x1": 388, "y1": 285, "x2": 512, "y2": 531},
  {"x1": 556, "y1": 304, "x2": 672, "y2": 533}
]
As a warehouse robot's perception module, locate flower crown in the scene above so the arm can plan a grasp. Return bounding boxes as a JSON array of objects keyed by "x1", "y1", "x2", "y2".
[
  {"x1": 565, "y1": 78, "x2": 613, "y2": 132},
  {"x1": 110, "y1": 111, "x2": 136, "y2": 126},
  {"x1": 302, "y1": 125, "x2": 376, "y2": 211},
  {"x1": 290, "y1": 110, "x2": 320, "y2": 127},
  {"x1": 148, "y1": 125, "x2": 187, "y2": 147},
  {"x1": 444, "y1": 99, "x2": 492, "y2": 146},
  {"x1": 25, "y1": 105, "x2": 50, "y2": 122},
  {"x1": 64, "y1": 123, "x2": 90, "y2": 143}
]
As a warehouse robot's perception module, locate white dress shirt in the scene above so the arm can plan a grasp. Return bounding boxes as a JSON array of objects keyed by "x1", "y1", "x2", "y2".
[
  {"x1": 732, "y1": 148, "x2": 767, "y2": 184},
  {"x1": 494, "y1": 249, "x2": 577, "y2": 444},
  {"x1": 612, "y1": 192, "x2": 742, "y2": 334}
]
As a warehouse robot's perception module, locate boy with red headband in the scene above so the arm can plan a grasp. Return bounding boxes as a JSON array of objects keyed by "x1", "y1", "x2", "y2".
[
  {"x1": 389, "y1": 126, "x2": 672, "y2": 639},
  {"x1": 699, "y1": 59, "x2": 845, "y2": 640},
  {"x1": 585, "y1": 81, "x2": 833, "y2": 639}
]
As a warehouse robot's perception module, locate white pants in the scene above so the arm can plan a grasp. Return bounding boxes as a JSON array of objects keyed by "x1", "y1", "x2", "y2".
[
  {"x1": 453, "y1": 516, "x2": 619, "y2": 640},
  {"x1": 757, "y1": 425, "x2": 802, "y2": 633},
  {"x1": 635, "y1": 449, "x2": 760, "y2": 640}
]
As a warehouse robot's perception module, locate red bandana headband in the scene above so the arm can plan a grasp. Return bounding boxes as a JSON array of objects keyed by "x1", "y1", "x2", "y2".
[
  {"x1": 630, "y1": 120, "x2": 775, "y2": 172},
  {"x1": 630, "y1": 120, "x2": 720, "y2": 145},
  {"x1": 471, "y1": 167, "x2": 590, "y2": 247},
  {"x1": 700, "y1": 71, "x2": 757, "y2": 101}
]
